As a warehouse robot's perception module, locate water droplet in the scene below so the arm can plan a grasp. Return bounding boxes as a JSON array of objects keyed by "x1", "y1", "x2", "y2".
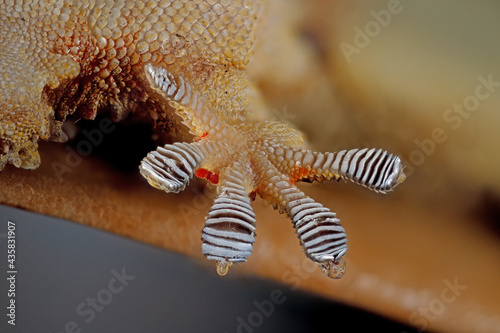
[
  {"x1": 320, "y1": 259, "x2": 346, "y2": 279},
  {"x1": 216, "y1": 260, "x2": 232, "y2": 276}
]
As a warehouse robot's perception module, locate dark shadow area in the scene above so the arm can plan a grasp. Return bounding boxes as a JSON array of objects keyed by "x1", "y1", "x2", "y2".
[
  {"x1": 475, "y1": 189, "x2": 500, "y2": 238},
  {"x1": 68, "y1": 114, "x2": 157, "y2": 174}
]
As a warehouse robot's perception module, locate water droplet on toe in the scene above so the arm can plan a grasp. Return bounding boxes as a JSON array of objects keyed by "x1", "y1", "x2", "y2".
[
  {"x1": 216, "y1": 260, "x2": 233, "y2": 276},
  {"x1": 320, "y1": 259, "x2": 346, "y2": 279}
]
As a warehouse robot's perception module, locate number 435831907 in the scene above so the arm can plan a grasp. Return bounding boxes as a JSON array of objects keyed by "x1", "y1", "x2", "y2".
[{"x1": 7, "y1": 221, "x2": 16, "y2": 270}]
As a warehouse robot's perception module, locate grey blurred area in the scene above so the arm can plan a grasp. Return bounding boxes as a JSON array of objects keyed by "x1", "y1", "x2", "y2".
[{"x1": 0, "y1": 204, "x2": 420, "y2": 333}]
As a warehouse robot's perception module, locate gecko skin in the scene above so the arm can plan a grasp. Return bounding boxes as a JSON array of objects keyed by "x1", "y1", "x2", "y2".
[
  {"x1": 0, "y1": 0, "x2": 405, "y2": 278},
  {"x1": 0, "y1": 0, "x2": 258, "y2": 169}
]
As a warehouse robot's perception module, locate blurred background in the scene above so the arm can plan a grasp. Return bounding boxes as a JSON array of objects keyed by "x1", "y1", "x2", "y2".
[
  {"x1": 1, "y1": 0, "x2": 500, "y2": 332},
  {"x1": 250, "y1": 0, "x2": 500, "y2": 211}
]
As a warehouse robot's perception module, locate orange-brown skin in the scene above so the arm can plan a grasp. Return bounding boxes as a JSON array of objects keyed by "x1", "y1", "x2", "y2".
[{"x1": 0, "y1": 0, "x2": 261, "y2": 170}]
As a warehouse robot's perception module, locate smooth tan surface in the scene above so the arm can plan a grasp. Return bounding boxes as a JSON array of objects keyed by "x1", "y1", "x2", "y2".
[{"x1": 1, "y1": 142, "x2": 499, "y2": 333}]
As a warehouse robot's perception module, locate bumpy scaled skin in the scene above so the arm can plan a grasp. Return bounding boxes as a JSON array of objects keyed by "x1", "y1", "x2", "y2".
[
  {"x1": 141, "y1": 64, "x2": 406, "y2": 278},
  {"x1": 0, "y1": 0, "x2": 258, "y2": 169}
]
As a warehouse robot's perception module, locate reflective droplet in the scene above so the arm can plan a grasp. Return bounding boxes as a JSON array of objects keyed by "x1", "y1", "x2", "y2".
[
  {"x1": 320, "y1": 259, "x2": 346, "y2": 279},
  {"x1": 216, "y1": 261, "x2": 232, "y2": 276}
]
